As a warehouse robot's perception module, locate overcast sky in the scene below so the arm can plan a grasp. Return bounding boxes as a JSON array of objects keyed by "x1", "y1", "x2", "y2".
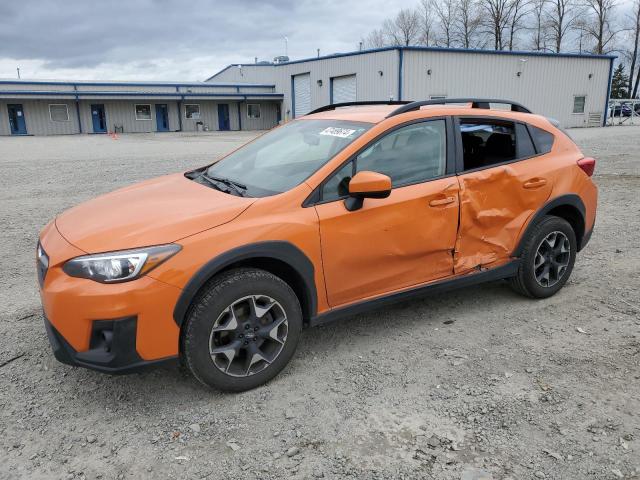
[
  {"x1": 0, "y1": 0, "x2": 409, "y2": 82},
  {"x1": 1, "y1": 0, "x2": 634, "y2": 82}
]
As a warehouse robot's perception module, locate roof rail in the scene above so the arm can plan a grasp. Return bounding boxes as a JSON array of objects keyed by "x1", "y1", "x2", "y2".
[
  {"x1": 307, "y1": 101, "x2": 411, "y2": 115},
  {"x1": 386, "y1": 98, "x2": 532, "y2": 118}
]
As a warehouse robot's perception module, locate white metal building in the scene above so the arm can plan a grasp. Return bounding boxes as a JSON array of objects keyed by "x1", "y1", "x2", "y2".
[
  {"x1": 208, "y1": 46, "x2": 615, "y2": 129},
  {"x1": 0, "y1": 80, "x2": 282, "y2": 136}
]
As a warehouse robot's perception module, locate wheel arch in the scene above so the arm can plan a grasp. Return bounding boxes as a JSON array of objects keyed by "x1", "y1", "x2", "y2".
[
  {"x1": 172, "y1": 241, "x2": 318, "y2": 327},
  {"x1": 513, "y1": 194, "x2": 587, "y2": 257}
]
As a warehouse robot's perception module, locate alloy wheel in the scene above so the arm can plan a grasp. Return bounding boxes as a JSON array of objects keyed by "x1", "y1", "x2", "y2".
[
  {"x1": 533, "y1": 231, "x2": 571, "y2": 288},
  {"x1": 209, "y1": 295, "x2": 288, "y2": 377}
]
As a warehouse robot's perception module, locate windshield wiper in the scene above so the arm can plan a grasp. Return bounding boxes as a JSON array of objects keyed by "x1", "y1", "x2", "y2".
[
  {"x1": 200, "y1": 172, "x2": 247, "y2": 197},
  {"x1": 202, "y1": 173, "x2": 247, "y2": 197}
]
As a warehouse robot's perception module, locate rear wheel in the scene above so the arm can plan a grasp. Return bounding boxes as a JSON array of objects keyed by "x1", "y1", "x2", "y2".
[
  {"x1": 510, "y1": 215, "x2": 577, "y2": 298},
  {"x1": 182, "y1": 268, "x2": 302, "y2": 392}
]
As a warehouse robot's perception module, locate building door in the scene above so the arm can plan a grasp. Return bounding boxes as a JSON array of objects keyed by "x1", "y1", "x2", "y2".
[
  {"x1": 292, "y1": 73, "x2": 311, "y2": 118},
  {"x1": 331, "y1": 74, "x2": 356, "y2": 104},
  {"x1": 91, "y1": 104, "x2": 107, "y2": 133},
  {"x1": 218, "y1": 104, "x2": 230, "y2": 131},
  {"x1": 155, "y1": 104, "x2": 169, "y2": 132},
  {"x1": 7, "y1": 104, "x2": 27, "y2": 135}
]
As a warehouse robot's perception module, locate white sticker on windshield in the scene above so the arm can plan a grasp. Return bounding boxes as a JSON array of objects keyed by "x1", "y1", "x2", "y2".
[{"x1": 319, "y1": 127, "x2": 357, "y2": 138}]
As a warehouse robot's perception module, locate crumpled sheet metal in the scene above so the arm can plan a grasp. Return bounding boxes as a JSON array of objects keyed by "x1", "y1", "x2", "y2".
[{"x1": 454, "y1": 165, "x2": 551, "y2": 273}]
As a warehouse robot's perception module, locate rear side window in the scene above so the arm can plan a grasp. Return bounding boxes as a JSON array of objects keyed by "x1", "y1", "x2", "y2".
[
  {"x1": 460, "y1": 120, "x2": 516, "y2": 170},
  {"x1": 529, "y1": 126, "x2": 555, "y2": 154},
  {"x1": 515, "y1": 123, "x2": 536, "y2": 158}
]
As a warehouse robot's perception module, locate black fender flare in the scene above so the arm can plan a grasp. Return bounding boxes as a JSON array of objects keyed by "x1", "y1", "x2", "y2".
[
  {"x1": 172, "y1": 241, "x2": 317, "y2": 327},
  {"x1": 512, "y1": 194, "x2": 586, "y2": 257}
]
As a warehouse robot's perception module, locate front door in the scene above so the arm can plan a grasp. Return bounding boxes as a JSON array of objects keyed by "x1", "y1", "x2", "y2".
[
  {"x1": 91, "y1": 104, "x2": 107, "y2": 133},
  {"x1": 7, "y1": 104, "x2": 27, "y2": 135},
  {"x1": 315, "y1": 119, "x2": 459, "y2": 307},
  {"x1": 155, "y1": 104, "x2": 169, "y2": 131},
  {"x1": 453, "y1": 117, "x2": 553, "y2": 273},
  {"x1": 218, "y1": 104, "x2": 230, "y2": 131}
]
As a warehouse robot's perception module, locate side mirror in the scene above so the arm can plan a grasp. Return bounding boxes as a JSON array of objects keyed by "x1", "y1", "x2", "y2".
[{"x1": 345, "y1": 171, "x2": 392, "y2": 211}]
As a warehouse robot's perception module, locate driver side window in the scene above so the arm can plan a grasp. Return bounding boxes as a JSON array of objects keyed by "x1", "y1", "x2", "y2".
[{"x1": 320, "y1": 120, "x2": 447, "y2": 203}]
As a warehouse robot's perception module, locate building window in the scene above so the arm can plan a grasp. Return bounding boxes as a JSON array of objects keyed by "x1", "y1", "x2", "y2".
[
  {"x1": 135, "y1": 104, "x2": 152, "y2": 120},
  {"x1": 185, "y1": 104, "x2": 200, "y2": 119},
  {"x1": 573, "y1": 96, "x2": 586, "y2": 114},
  {"x1": 49, "y1": 104, "x2": 69, "y2": 122},
  {"x1": 247, "y1": 104, "x2": 261, "y2": 119}
]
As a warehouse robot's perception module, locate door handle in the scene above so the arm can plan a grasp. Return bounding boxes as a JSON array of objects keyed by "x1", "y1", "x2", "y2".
[
  {"x1": 523, "y1": 178, "x2": 547, "y2": 189},
  {"x1": 429, "y1": 196, "x2": 456, "y2": 207}
]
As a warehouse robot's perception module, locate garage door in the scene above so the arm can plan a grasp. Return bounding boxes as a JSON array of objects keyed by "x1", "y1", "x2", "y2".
[
  {"x1": 293, "y1": 73, "x2": 311, "y2": 118},
  {"x1": 331, "y1": 74, "x2": 356, "y2": 104}
]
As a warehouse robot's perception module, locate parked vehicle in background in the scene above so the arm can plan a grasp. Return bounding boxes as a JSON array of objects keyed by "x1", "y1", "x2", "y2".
[{"x1": 37, "y1": 98, "x2": 598, "y2": 391}]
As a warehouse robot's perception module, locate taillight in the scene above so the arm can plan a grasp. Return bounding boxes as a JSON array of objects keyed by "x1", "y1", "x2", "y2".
[{"x1": 577, "y1": 157, "x2": 595, "y2": 177}]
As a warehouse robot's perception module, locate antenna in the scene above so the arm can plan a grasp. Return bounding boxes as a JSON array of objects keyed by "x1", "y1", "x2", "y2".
[
  {"x1": 317, "y1": 48, "x2": 320, "y2": 58},
  {"x1": 16, "y1": 67, "x2": 20, "y2": 79},
  {"x1": 284, "y1": 36, "x2": 289, "y2": 57}
]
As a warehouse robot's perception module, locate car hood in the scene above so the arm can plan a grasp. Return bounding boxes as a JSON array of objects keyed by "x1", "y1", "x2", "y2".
[{"x1": 55, "y1": 173, "x2": 255, "y2": 253}]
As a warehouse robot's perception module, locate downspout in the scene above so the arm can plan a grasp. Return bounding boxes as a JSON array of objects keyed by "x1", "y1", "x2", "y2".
[
  {"x1": 397, "y1": 48, "x2": 404, "y2": 101},
  {"x1": 176, "y1": 86, "x2": 183, "y2": 132},
  {"x1": 237, "y1": 87, "x2": 242, "y2": 131},
  {"x1": 74, "y1": 85, "x2": 82, "y2": 133},
  {"x1": 602, "y1": 57, "x2": 615, "y2": 127}
]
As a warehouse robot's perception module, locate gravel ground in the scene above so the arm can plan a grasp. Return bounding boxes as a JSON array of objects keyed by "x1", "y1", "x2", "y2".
[{"x1": 1, "y1": 127, "x2": 639, "y2": 480}]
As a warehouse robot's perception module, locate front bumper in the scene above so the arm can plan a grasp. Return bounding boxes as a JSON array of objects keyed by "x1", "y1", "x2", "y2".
[
  {"x1": 44, "y1": 315, "x2": 177, "y2": 374},
  {"x1": 38, "y1": 221, "x2": 183, "y2": 372}
]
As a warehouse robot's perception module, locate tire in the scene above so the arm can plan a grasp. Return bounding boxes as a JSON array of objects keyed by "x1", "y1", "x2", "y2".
[
  {"x1": 182, "y1": 268, "x2": 302, "y2": 392},
  {"x1": 509, "y1": 215, "x2": 577, "y2": 299}
]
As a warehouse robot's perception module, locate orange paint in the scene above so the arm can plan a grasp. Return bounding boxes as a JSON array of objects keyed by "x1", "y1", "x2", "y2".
[{"x1": 38, "y1": 104, "x2": 597, "y2": 365}]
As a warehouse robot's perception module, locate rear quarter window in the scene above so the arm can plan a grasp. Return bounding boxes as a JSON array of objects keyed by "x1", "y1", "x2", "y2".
[{"x1": 529, "y1": 126, "x2": 555, "y2": 154}]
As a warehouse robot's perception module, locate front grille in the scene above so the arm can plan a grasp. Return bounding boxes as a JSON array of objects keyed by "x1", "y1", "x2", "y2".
[{"x1": 37, "y1": 243, "x2": 49, "y2": 287}]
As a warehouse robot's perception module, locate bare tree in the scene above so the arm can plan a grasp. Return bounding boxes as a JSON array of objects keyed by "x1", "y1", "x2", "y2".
[
  {"x1": 630, "y1": 0, "x2": 640, "y2": 97},
  {"x1": 529, "y1": 0, "x2": 549, "y2": 50},
  {"x1": 581, "y1": 0, "x2": 620, "y2": 54},
  {"x1": 433, "y1": 0, "x2": 460, "y2": 47},
  {"x1": 480, "y1": 0, "x2": 513, "y2": 49},
  {"x1": 363, "y1": 28, "x2": 388, "y2": 49},
  {"x1": 508, "y1": 0, "x2": 532, "y2": 50},
  {"x1": 456, "y1": 0, "x2": 482, "y2": 47},
  {"x1": 383, "y1": 8, "x2": 422, "y2": 46},
  {"x1": 418, "y1": 0, "x2": 437, "y2": 45},
  {"x1": 546, "y1": 0, "x2": 578, "y2": 52}
]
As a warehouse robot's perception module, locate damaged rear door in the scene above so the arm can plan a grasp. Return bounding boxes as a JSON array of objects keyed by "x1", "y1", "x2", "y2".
[{"x1": 453, "y1": 117, "x2": 553, "y2": 273}]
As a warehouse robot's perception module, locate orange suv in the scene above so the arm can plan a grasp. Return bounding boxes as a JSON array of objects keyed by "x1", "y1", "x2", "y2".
[{"x1": 37, "y1": 99, "x2": 597, "y2": 391}]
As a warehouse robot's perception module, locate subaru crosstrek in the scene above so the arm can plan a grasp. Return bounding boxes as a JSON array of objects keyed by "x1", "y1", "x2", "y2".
[{"x1": 37, "y1": 99, "x2": 597, "y2": 391}]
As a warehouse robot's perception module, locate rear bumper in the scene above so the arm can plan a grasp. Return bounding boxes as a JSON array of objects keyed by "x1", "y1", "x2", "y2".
[{"x1": 44, "y1": 315, "x2": 177, "y2": 374}]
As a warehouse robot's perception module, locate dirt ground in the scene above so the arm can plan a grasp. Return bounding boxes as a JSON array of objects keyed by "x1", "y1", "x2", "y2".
[{"x1": 0, "y1": 127, "x2": 639, "y2": 480}]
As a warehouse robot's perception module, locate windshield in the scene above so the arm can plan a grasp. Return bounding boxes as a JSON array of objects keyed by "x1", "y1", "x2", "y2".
[{"x1": 205, "y1": 119, "x2": 371, "y2": 197}]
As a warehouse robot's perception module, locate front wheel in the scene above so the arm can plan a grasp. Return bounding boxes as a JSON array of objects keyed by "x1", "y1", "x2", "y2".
[
  {"x1": 510, "y1": 215, "x2": 577, "y2": 299},
  {"x1": 182, "y1": 268, "x2": 302, "y2": 392}
]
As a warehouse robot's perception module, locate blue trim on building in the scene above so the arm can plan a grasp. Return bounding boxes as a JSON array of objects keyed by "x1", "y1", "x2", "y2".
[
  {"x1": 603, "y1": 57, "x2": 615, "y2": 127},
  {"x1": 0, "y1": 90, "x2": 283, "y2": 98},
  {"x1": 0, "y1": 79, "x2": 276, "y2": 88},
  {"x1": 397, "y1": 49, "x2": 403, "y2": 101},
  {"x1": 290, "y1": 75, "x2": 295, "y2": 118},
  {"x1": 237, "y1": 102, "x2": 242, "y2": 130},
  {"x1": 329, "y1": 77, "x2": 334, "y2": 105}
]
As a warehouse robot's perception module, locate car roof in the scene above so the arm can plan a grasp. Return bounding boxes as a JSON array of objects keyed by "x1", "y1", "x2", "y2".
[{"x1": 303, "y1": 104, "x2": 536, "y2": 124}]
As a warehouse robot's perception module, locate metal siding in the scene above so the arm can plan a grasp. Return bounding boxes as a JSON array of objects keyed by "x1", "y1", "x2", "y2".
[
  {"x1": 0, "y1": 100, "x2": 80, "y2": 135},
  {"x1": 0, "y1": 102, "x2": 9, "y2": 135},
  {"x1": 331, "y1": 74, "x2": 357, "y2": 103},
  {"x1": 293, "y1": 73, "x2": 311, "y2": 117},
  {"x1": 181, "y1": 101, "x2": 219, "y2": 132},
  {"x1": 240, "y1": 102, "x2": 278, "y2": 130},
  {"x1": 273, "y1": 50, "x2": 399, "y2": 121},
  {"x1": 206, "y1": 64, "x2": 277, "y2": 84},
  {"x1": 402, "y1": 50, "x2": 611, "y2": 128}
]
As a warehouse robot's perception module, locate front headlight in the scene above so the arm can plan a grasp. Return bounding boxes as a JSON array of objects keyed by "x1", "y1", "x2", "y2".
[{"x1": 63, "y1": 244, "x2": 181, "y2": 283}]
